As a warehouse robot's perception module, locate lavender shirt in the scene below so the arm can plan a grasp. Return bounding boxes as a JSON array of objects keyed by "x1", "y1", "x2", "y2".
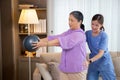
[{"x1": 48, "y1": 29, "x2": 87, "y2": 73}]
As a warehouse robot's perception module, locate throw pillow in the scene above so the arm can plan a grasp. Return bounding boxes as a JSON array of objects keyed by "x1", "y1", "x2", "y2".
[
  {"x1": 112, "y1": 57, "x2": 120, "y2": 77},
  {"x1": 36, "y1": 63, "x2": 52, "y2": 80},
  {"x1": 47, "y1": 62, "x2": 60, "y2": 80}
]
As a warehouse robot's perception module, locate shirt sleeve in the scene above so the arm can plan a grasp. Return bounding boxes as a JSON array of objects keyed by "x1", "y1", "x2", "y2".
[
  {"x1": 58, "y1": 32, "x2": 85, "y2": 50},
  {"x1": 47, "y1": 31, "x2": 67, "y2": 41},
  {"x1": 99, "y1": 32, "x2": 108, "y2": 51},
  {"x1": 48, "y1": 35, "x2": 61, "y2": 41}
]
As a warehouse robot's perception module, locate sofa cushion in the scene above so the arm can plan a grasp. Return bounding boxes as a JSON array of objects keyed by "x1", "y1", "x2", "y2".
[
  {"x1": 39, "y1": 53, "x2": 61, "y2": 63},
  {"x1": 47, "y1": 62, "x2": 60, "y2": 80},
  {"x1": 110, "y1": 52, "x2": 118, "y2": 58},
  {"x1": 117, "y1": 77, "x2": 120, "y2": 80},
  {"x1": 36, "y1": 63, "x2": 52, "y2": 80},
  {"x1": 112, "y1": 57, "x2": 120, "y2": 77}
]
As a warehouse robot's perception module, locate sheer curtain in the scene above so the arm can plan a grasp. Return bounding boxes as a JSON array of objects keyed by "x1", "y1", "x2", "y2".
[
  {"x1": 118, "y1": 0, "x2": 120, "y2": 51},
  {"x1": 47, "y1": 0, "x2": 120, "y2": 52}
]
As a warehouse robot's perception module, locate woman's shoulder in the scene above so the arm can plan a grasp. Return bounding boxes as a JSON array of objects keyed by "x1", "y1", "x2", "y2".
[
  {"x1": 98, "y1": 31, "x2": 108, "y2": 40},
  {"x1": 100, "y1": 31, "x2": 108, "y2": 37}
]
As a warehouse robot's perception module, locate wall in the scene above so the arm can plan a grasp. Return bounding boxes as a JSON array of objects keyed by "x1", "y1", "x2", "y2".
[
  {"x1": 47, "y1": 0, "x2": 120, "y2": 52},
  {"x1": 11, "y1": 0, "x2": 20, "y2": 79},
  {"x1": 0, "y1": 9, "x2": 2, "y2": 80},
  {"x1": 0, "y1": 0, "x2": 14, "y2": 80},
  {"x1": 47, "y1": 0, "x2": 55, "y2": 52}
]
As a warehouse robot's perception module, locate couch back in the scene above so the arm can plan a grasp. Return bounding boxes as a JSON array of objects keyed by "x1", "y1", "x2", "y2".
[
  {"x1": 38, "y1": 52, "x2": 120, "y2": 63},
  {"x1": 38, "y1": 52, "x2": 120, "y2": 79},
  {"x1": 39, "y1": 53, "x2": 61, "y2": 63}
]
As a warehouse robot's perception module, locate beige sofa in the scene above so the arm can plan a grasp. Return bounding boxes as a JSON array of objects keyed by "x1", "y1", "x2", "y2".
[{"x1": 33, "y1": 52, "x2": 120, "y2": 80}]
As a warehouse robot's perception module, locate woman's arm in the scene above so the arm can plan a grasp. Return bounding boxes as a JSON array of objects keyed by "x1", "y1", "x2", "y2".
[
  {"x1": 89, "y1": 50, "x2": 104, "y2": 63},
  {"x1": 40, "y1": 37, "x2": 48, "y2": 42},
  {"x1": 47, "y1": 39, "x2": 60, "y2": 46},
  {"x1": 33, "y1": 38, "x2": 60, "y2": 49}
]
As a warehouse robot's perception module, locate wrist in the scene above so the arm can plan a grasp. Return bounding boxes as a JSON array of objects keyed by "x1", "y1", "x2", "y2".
[{"x1": 89, "y1": 59, "x2": 93, "y2": 64}]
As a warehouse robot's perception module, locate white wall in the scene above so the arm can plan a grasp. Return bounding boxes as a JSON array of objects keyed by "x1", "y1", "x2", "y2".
[{"x1": 47, "y1": 0, "x2": 120, "y2": 52}]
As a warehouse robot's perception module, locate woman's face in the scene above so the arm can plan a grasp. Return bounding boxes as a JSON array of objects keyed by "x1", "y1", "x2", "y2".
[
  {"x1": 69, "y1": 14, "x2": 81, "y2": 30},
  {"x1": 91, "y1": 20, "x2": 102, "y2": 33}
]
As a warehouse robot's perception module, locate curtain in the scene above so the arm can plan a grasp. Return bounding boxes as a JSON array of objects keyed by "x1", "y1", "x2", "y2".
[{"x1": 47, "y1": 0, "x2": 120, "y2": 52}]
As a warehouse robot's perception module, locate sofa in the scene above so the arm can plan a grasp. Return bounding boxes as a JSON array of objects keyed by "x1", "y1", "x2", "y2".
[{"x1": 33, "y1": 52, "x2": 120, "y2": 80}]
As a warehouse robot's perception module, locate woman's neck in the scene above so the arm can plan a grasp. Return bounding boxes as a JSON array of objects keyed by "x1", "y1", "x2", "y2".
[
  {"x1": 92, "y1": 30, "x2": 101, "y2": 36},
  {"x1": 71, "y1": 26, "x2": 80, "y2": 30}
]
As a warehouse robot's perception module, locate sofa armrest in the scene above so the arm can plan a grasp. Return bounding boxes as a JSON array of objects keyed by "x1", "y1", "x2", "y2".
[{"x1": 33, "y1": 67, "x2": 42, "y2": 80}]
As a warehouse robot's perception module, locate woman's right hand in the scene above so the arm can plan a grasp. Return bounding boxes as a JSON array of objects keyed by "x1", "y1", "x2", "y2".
[{"x1": 83, "y1": 60, "x2": 89, "y2": 68}]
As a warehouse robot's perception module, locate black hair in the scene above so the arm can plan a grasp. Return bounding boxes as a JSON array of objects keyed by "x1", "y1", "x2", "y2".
[
  {"x1": 92, "y1": 14, "x2": 105, "y2": 31},
  {"x1": 70, "y1": 11, "x2": 85, "y2": 31}
]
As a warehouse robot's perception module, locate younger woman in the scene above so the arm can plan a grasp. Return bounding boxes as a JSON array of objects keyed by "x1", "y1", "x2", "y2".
[{"x1": 86, "y1": 14, "x2": 116, "y2": 80}]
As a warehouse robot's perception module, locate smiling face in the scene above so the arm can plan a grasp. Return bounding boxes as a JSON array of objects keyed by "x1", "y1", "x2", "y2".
[
  {"x1": 91, "y1": 20, "x2": 103, "y2": 33},
  {"x1": 69, "y1": 14, "x2": 81, "y2": 30},
  {"x1": 91, "y1": 14, "x2": 104, "y2": 34}
]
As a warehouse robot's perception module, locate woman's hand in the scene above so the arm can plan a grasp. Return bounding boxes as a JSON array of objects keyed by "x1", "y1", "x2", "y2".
[
  {"x1": 83, "y1": 60, "x2": 89, "y2": 68},
  {"x1": 32, "y1": 41, "x2": 47, "y2": 49},
  {"x1": 32, "y1": 38, "x2": 60, "y2": 49}
]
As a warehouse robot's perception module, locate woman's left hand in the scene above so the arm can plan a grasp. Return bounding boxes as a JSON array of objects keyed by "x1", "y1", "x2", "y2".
[{"x1": 32, "y1": 41, "x2": 46, "y2": 49}]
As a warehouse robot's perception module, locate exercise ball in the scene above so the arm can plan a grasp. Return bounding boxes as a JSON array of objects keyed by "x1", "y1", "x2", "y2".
[{"x1": 23, "y1": 35, "x2": 40, "y2": 52}]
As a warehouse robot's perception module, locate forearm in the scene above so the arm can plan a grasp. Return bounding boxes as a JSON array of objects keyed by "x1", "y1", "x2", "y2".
[
  {"x1": 34, "y1": 38, "x2": 60, "y2": 48},
  {"x1": 40, "y1": 37, "x2": 48, "y2": 42},
  {"x1": 89, "y1": 50, "x2": 104, "y2": 62},
  {"x1": 47, "y1": 39, "x2": 60, "y2": 46}
]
